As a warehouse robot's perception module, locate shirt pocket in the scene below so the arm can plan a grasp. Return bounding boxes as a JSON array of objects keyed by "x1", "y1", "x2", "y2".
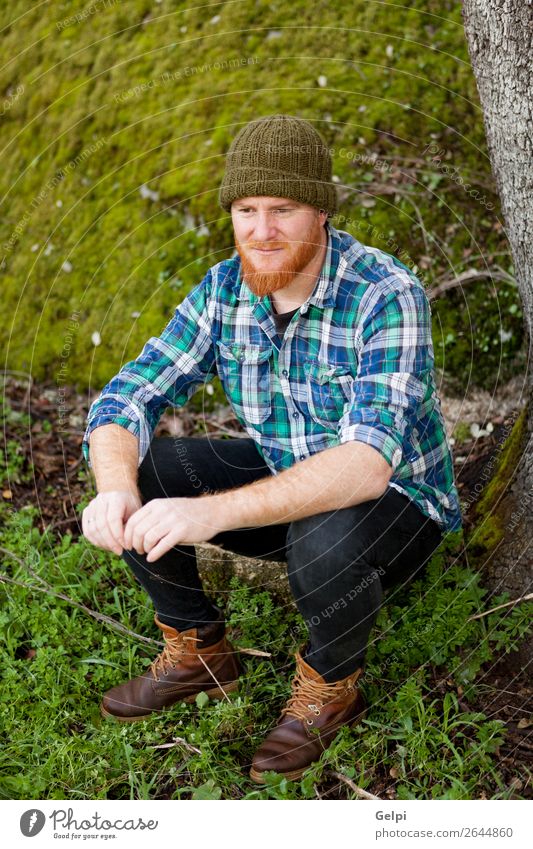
[
  {"x1": 304, "y1": 359, "x2": 353, "y2": 428},
  {"x1": 216, "y1": 341, "x2": 273, "y2": 425}
]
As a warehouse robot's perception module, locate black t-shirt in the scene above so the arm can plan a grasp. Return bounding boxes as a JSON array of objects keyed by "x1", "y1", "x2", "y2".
[{"x1": 272, "y1": 306, "x2": 299, "y2": 337}]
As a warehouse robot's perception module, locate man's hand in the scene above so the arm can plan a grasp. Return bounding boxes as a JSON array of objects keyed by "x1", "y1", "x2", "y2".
[
  {"x1": 82, "y1": 491, "x2": 143, "y2": 556},
  {"x1": 123, "y1": 497, "x2": 225, "y2": 562}
]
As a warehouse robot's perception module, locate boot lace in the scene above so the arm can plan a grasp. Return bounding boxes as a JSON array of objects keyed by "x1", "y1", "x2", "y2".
[
  {"x1": 281, "y1": 664, "x2": 359, "y2": 724},
  {"x1": 150, "y1": 633, "x2": 201, "y2": 681}
]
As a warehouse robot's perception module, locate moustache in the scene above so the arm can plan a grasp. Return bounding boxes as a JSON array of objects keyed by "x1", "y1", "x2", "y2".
[{"x1": 238, "y1": 241, "x2": 289, "y2": 251}]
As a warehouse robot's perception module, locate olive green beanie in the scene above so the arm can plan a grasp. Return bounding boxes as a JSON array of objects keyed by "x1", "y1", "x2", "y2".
[{"x1": 219, "y1": 114, "x2": 338, "y2": 216}]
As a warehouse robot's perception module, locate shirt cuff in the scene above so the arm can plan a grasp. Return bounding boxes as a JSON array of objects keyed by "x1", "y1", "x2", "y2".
[{"x1": 337, "y1": 422, "x2": 403, "y2": 471}]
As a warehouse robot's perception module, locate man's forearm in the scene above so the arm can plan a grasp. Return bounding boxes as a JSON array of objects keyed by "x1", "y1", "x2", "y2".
[
  {"x1": 88, "y1": 424, "x2": 140, "y2": 494},
  {"x1": 208, "y1": 441, "x2": 393, "y2": 530}
]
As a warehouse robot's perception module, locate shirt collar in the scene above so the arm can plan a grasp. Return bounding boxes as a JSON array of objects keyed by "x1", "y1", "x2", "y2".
[{"x1": 235, "y1": 221, "x2": 342, "y2": 310}]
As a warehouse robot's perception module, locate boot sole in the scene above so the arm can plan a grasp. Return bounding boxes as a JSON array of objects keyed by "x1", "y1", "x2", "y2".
[
  {"x1": 249, "y1": 764, "x2": 309, "y2": 783},
  {"x1": 249, "y1": 707, "x2": 367, "y2": 784},
  {"x1": 99, "y1": 679, "x2": 240, "y2": 723}
]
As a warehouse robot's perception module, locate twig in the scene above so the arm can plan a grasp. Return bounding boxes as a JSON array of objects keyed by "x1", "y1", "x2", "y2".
[
  {"x1": 196, "y1": 653, "x2": 233, "y2": 703},
  {"x1": 428, "y1": 268, "x2": 516, "y2": 299},
  {"x1": 0, "y1": 546, "x2": 267, "y2": 656},
  {"x1": 0, "y1": 570, "x2": 163, "y2": 648},
  {"x1": 468, "y1": 592, "x2": 533, "y2": 621},
  {"x1": 41, "y1": 516, "x2": 81, "y2": 533},
  {"x1": 0, "y1": 571, "x2": 162, "y2": 647},
  {"x1": 330, "y1": 771, "x2": 381, "y2": 800},
  {"x1": 0, "y1": 546, "x2": 49, "y2": 587},
  {"x1": 149, "y1": 736, "x2": 202, "y2": 755}
]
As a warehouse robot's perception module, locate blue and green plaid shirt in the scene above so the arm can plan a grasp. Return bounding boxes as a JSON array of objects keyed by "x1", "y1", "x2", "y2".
[{"x1": 82, "y1": 222, "x2": 462, "y2": 533}]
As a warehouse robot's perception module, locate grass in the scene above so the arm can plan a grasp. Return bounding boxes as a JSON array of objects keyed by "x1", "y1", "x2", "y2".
[
  {"x1": 0, "y1": 496, "x2": 530, "y2": 800},
  {"x1": 0, "y1": 0, "x2": 524, "y2": 396}
]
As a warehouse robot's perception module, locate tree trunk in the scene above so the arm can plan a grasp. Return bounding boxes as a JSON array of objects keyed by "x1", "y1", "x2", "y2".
[{"x1": 462, "y1": 0, "x2": 533, "y2": 667}]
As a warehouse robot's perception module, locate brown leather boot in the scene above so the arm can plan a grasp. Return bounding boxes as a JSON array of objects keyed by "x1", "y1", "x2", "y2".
[
  {"x1": 250, "y1": 649, "x2": 366, "y2": 783},
  {"x1": 100, "y1": 612, "x2": 242, "y2": 722}
]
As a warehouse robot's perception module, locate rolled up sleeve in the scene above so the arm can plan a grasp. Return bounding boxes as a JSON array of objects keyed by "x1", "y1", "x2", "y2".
[
  {"x1": 337, "y1": 283, "x2": 433, "y2": 472},
  {"x1": 82, "y1": 271, "x2": 216, "y2": 468}
]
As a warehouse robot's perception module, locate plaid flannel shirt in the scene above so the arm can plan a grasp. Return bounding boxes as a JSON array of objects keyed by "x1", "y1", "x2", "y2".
[{"x1": 82, "y1": 222, "x2": 462, "y2": 533}]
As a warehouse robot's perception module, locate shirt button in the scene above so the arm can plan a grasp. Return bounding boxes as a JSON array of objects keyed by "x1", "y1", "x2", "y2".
[
  {"x1": 282, "y1": 369, "x2": 288, "y2": 377},
  {"x1": 299, "y1": 455, "x2": 305, "y2": 460},
  {"x1": 292, "y1": 412, "x2": 299, "y2": 419}
]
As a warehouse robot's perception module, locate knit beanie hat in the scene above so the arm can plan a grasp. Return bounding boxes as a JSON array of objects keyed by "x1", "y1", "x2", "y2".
[{"x1": 219, "y1": 114, "x2": 338, "y2": 216}]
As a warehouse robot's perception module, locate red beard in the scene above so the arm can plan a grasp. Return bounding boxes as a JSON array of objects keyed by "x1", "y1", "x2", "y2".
[{"x1": 236, "y1": 219, "x2": 323, "y2": 298}]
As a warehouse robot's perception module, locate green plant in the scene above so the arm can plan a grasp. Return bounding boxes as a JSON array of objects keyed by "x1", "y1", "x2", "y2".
[{"x1": 361, "y1": 681, "x2": 506, "y2": 799}]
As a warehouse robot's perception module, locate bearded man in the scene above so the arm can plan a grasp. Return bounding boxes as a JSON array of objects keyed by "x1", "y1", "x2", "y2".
[{"x1": 81, "y1": 114, "x2": 462, "y2": 783}]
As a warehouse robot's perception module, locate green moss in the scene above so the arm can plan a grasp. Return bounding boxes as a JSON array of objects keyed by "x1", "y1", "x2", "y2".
[
  {"x1": 469, "y1": 514, "x2": 504, "y2": 555},
  {"x1": 476, "y1": 408, "x2": 527, "y2": 518},
  {"x1": 0, "y1": 0, "x2": 522, "y2": 391},
  {"x1": 469, "y1": 408, "x2": 528, "y2": 560},
  {"x1": 453, "y1": 421, "x2": 472, "y2": 445}
]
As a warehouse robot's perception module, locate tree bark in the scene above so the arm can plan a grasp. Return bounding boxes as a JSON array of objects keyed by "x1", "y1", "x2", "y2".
[{"x1": 462, "y1": 0, "x2": 532, "y2": 667}]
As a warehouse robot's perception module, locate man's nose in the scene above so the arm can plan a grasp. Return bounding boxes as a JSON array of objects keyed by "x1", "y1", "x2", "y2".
[{"x1": 251, "y1": 213, "x2": 278, "y2": 242}]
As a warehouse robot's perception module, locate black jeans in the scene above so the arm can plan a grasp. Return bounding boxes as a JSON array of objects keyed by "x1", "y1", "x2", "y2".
[{"x1": 122, "y1": 436, "x2": 443, "y2": 682}]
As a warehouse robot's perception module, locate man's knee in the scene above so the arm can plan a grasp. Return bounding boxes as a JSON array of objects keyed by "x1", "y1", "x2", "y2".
[
  {"x1": 286, "y1": 507, "x2": 378, "y2": 596},
  {"x1": 287, "y1": 508, "x2": 376, "y2": 568}
]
